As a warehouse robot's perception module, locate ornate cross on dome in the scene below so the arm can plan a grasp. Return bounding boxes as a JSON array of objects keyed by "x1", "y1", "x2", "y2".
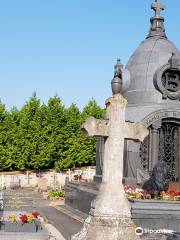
[
  {"x1": 151, "y1": 0, "x2": 164, "y2": 18},
  {"x1": 147, "y1": 0, "x2": 166, "y2": 38}
]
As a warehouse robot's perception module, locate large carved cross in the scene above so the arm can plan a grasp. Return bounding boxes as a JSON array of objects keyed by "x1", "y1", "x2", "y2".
[
  {"x1": 81, "y1": 94, "x2": 148, "y2": 217},
  {"x1": 151, "y1": 0, "x2": 164, "y2": 18},
  {"x1": 73, "y1": 94, "x2": 148, "y2": 239}
]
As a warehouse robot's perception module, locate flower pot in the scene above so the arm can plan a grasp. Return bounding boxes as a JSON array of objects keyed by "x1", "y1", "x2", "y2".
[{"x1": 5, "y1": 222, "x2": 38, "y2": 232}]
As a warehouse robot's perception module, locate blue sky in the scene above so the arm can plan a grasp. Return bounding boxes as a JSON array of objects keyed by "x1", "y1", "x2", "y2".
[{"x1": 0, "y1": 0, "x2": 180, "y2": 110}]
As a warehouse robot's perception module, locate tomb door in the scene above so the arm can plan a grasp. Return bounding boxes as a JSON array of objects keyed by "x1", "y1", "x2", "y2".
[
  {"x1": 140, "y1": 120, "x2": 180, "y2": 182},
  {"x1": 159, "y1": 122, "x2": 180, "y2": 181}
]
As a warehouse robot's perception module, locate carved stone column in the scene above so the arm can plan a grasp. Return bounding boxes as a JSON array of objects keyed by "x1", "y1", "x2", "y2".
[{"x1": 151, "y1": 122, "x2": 161, "y2": 170}]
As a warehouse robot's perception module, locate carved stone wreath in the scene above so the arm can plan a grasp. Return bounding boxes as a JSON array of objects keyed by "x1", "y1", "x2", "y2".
[{"x1": 154, "y1": 55, "x2": 180, "y2": 100}]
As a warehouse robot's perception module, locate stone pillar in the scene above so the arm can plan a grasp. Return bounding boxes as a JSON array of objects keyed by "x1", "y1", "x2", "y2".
[
  {"x1": 94, "y1": 137, "x2": 104, "y2": 183},
  {"x1": 151, "y1": 122, "x2": 161, "y2": 170},
  {"x1": 72, "y1": 94, "x2": 148, "y2": 240}
]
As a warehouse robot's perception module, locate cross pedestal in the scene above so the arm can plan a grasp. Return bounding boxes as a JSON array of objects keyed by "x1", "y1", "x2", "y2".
[{"x1": 72, "y1": 94, "x2": 148, "y2": 240}]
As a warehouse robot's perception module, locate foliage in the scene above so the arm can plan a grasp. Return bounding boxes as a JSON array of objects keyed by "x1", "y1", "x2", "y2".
[
  {"x1": 55, "y1": 99, "x2": 105, "y2": 171},
  {"x1": 47, "y1": 189, "x2": 65, "y2": 199},
  {"x1": 0, "y1": 95, "x2": 105, "y2": 171}
]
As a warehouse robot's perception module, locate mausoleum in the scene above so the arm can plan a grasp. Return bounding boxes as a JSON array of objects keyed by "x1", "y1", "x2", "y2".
[
  {"x1": 66, "y1": 3, "x2": 180, "y2": 232},
  {"x1": 65, "y1": 3, "x2": 180, "y2": 237},
  {"x1": 96, "y1": 0, "x2": 180, "y2": 187}
]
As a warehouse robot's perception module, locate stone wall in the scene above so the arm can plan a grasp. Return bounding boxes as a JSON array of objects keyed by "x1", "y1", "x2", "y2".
[{"x1": 0, "y1": 167, "x2": 95, "y2": 190}]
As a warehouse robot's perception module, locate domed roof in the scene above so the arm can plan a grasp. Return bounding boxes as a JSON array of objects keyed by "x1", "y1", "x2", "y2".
[
  {"x1": 125, "y1": 37, "x2": 180, "y2": 104},
  {"x1": 124, "y1": 0, "x2": 180, "y2": 105}
]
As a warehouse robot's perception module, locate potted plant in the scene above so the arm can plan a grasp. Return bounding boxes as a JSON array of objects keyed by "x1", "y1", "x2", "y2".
[
  {"x1": 47, "y1": 189, "x2": 65, "y2": 200},
  {"x1": 5, "y1": 211, "x2": 40, "y2": 232}
]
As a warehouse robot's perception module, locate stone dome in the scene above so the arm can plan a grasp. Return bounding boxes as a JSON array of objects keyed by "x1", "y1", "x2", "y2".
[
  {"x1": 124, "y1": 37, "x2": 180, "y2": 105},
  {"x1": 124, "y1": 0, "x2": 180, "y2": 105}
]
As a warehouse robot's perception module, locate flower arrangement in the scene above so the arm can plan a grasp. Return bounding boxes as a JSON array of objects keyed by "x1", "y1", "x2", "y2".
[
  {"x1": 3, "y1": 211, "x2": 41, "y2": 233},
  {"x1": 123, "y1": 184, "x2": 150, "y2": 200},
  {"x1": 123, "y1": 184, "x2": 180, "y2": 201},
  {"x1": 8, "y1": 211, "x2": 40, "y2": 224},
  {"x1": 160, "y1": 191, "x2": 180, "y2": 201}
]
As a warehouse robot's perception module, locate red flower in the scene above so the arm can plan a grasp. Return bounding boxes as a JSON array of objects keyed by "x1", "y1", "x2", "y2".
[
  {"x1": 175, "y1": 192, "x2": 180, "y2": 196},
  {"x1": 19, "y1": 214, "x2": 28, "y2": 223},
  {"x1": 168, "y1": 190, "x2": 176, "y2": 196},
  {"x1": 32, "y1": 211, "x2": 40, "y2": 218}
]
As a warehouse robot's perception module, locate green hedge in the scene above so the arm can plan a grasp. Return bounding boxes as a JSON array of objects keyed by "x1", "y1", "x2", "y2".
[{"x1": 0, "y1": 93, "x2": 105, "y2": 171}]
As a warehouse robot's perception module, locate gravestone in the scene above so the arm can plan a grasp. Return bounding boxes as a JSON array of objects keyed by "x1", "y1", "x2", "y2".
[
  {"x1": 72, "y1": 69, "x2": 148, "y2": 240},
  {"x1": 0, "y1": 189, "x2": 49, "y2": 240}
]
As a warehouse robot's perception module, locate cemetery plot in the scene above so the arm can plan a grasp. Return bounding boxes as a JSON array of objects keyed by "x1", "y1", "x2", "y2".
[{"x1": 0, "y1": 189, "x2": 49, "y2": 240}]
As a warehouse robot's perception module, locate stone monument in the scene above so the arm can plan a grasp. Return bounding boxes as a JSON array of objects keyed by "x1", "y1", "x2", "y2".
[
  {"x1": 72, "y1": 61, "x2": 148, "y2": 240},
  {"x1": 66, "y1": 0, "x2": 180, "y2": 213},
  {"x1": 65, "y1": 1, "x2": 180, "y2": 238},
  {"x1": 123, "y1": 0, "x2": 180, "y2": 186},
  {"x1": 92, "y1": 0, "x2": 180, "y2": 188}
]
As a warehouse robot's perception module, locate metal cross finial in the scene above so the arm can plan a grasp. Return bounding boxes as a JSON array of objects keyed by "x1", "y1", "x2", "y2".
[
  {"x1": 151, "y1": 0, "x2": 164, "y2": 18},
  {"x1": 147, "y1": 0, "x2": 166, "y2": 38}
]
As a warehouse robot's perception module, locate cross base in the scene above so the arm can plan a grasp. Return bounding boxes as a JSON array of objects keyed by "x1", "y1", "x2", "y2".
[{"x1": 72, "y1": 215, "x2": 140, "y2": 240}]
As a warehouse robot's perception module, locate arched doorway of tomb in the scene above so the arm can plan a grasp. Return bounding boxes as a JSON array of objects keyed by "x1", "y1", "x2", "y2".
[
  {"x1": 140, "y1": 118, "x2": 180, "y2": 182},
  {"x1": 139, "y1": 108, "x2": 180, "y2": 182},
  {"x1": 123, "y1": 109, "x2": 180, "y2": 184}
]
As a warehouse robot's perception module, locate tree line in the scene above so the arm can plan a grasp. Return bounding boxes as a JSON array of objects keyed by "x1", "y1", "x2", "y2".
[{"x1": 0, "y1": 93, "x2": 105, "y2": 171}]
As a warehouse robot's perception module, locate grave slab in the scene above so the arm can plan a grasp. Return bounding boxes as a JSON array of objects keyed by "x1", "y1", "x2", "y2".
[{"x1": 0, "y1": 229, "x2": 49, "y2": 240}]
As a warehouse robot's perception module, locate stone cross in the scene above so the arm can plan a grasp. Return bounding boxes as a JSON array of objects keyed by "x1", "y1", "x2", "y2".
[
  {"x1": 72, "y1": 94, "x2": 148, "y2": 240},
  {"x1": 151, "y1": 0, "x2": 164, "y2": 18}
]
